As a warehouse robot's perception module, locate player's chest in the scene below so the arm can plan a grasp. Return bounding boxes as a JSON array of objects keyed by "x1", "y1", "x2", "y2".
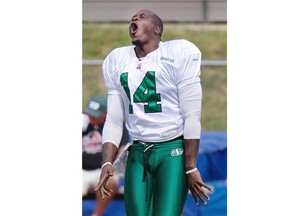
[{"x1": 118, "y1": 61, "x2": 173, "y2": 90}]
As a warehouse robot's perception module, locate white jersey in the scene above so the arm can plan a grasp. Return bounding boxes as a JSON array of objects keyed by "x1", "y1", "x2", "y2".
[{"x1": 102, "y1": 39, "x2": 201, "y2": 142}]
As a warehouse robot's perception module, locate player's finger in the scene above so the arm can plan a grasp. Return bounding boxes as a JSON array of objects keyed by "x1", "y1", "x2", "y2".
[
  {"x1": 201, "y1": 183, "x2": 213, "y2": 192},
  {"x1": 104, "y1": 187, "x2": 113, "y2": 193},
  {"x1": 100, "y1": 186, "x2": 113, "y2": 198},
  {"x1": 103, "y1": 190, "x2": 111, "y2": 197},
  {"x1": 195, "y1": 183, "x2": 210, "y2": 201},
  {"x1": 100, "y1": 184, "x2": 110, "y2": 197},
  {"x1": 99, "y1": 186, "x2": 106, "y2": 199},
  {"x1": 95, "y1": 179, "x2": 106, "y2": 191},
  {"x1": 95, "y1": 173, "x2": 110, "y2": 191},
  {"x1": 190, "y1": 189, "x2": 199, "y2": 205},
  {"x1": 102, "y1": 185, "x2": 113, "y2": 196},
  {"x1": 99, "y1": 181, "x2": 114, "y2": 198},
  {"x1": 195, "y1": 186, "x2": 207, "y2": 204},
  {"x1": 191, "y1": 184, "x2": 207, "y2": 205},
  {"x1": 95, "y1": 184, "x2": 102, "y2": 192},
  {"x1": 197, "y1": 181, "x2": 212, "y2": 191},
  {"x1": 202, "y1": 191, "x2": 210, "y2": 201},
  {"x1": 198, "y1": 193, "x2": 207, "y2": 204},
  {"x1": 190, "y1": 185, "x2": 201, "y2": 204}
]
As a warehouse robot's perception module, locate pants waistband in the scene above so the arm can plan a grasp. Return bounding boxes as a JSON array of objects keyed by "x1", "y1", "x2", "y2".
[{"x1": 133, "y1": 135, "x2": 184, "y2": 145}]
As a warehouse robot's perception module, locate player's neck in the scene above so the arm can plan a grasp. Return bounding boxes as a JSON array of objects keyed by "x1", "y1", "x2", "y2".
[{"x1": 134, "y1": 40, "x2": 160, "y2": 58}]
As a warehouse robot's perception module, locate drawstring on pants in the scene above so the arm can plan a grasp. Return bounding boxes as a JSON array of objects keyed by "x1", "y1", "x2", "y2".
[
  {"x1": 140, "y1": 142, "x2": 154, "y2": 201},
  {"x1": 142, "y1": 143, "x2": 153, "y2": 182}
]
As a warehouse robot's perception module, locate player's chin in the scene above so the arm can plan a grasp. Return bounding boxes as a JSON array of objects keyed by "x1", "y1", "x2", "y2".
[{"x1": 131, "y1": 38, "x2": 141, "y2": 46}]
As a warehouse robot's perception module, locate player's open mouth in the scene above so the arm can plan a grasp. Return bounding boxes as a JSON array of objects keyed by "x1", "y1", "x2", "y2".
[{"x1": 130, "y1": 22, "x2": 138, "y2": 35}]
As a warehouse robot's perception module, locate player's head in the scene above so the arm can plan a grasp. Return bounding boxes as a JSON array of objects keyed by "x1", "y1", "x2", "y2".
[{"x1": 129, "y1": 9, "x2": 163, "y2": 46}]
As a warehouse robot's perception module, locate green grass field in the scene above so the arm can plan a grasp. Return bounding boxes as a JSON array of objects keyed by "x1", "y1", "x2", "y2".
[{"x1": 82, "y1": 23, "x2": 227, "y2": 131}]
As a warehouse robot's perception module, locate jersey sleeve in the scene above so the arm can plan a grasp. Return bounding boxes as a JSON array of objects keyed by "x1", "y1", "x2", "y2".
[
  {"x1": 102, "y1": 50, "x2": 121, "y2": 95},
  {"x1": 175, "y1": 41, "x2": 202, "y2": 90}
]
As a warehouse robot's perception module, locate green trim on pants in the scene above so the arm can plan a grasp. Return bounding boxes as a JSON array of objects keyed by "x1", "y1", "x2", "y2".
[{"x1": 124, "y1": 138, "x2": 188, "y2": 216}]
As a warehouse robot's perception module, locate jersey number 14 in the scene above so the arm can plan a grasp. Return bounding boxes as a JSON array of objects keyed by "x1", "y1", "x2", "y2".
[{"x1": 120, "y1": 71, "x2": 162, "y2": 114}]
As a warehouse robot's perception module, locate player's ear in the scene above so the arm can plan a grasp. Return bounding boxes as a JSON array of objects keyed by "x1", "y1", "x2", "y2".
[{"x1": 154, "y1": 26, "x2": 161, "y2": 35}]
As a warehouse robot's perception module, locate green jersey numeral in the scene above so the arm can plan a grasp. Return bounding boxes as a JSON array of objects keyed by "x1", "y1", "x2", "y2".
[
  {"x1": 120, "y1": 71, "x2": 162, "y2": 114},
  {"x1": 120, "y1": 72, "x2": 133, "y2": 114}
]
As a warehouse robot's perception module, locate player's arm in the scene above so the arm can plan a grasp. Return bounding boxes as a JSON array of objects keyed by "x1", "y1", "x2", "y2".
[
  {"x1": 177, "y1": 48, "x2": 213, "y2": 204},
  {"x1": 179, "y1": 81, "x2": 212, "y2": 205},
  {"x1": 179, "y1": 79, "x2": 202, "y2": 170},
  {"x1": 179, "y1": 81, "x2": 202, "y2": 169},
  {"x1": 95, "y1": 93, "x2": 124, "y2": 198},
  {"x1": 177, "y1": 52, "x2": 202, "y2": 171}
]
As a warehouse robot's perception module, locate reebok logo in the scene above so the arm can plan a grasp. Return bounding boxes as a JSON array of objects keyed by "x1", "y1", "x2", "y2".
[
  {"x1": 160, "y1": 56, "x2": 174, "y2": 63},
  {"x1": 170, "y1": 148, "x2": 183, "y2": 157}
]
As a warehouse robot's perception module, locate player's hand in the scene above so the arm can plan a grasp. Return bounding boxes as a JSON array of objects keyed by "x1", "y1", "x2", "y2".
[
  {"x1": 94, "y1": 164, "x2": 114, "y2": 199},
  {"x1": 186, "y1": 170, "x2": 213, "y2": 205}
]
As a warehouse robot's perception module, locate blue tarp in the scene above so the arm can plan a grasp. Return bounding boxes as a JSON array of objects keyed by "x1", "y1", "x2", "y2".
[
  {"x1": 197, "y1": 131, "x2": 227, "y2": 181},
  {"x1": 83, "y1": 131, "x2": 227, "y2": 216}
]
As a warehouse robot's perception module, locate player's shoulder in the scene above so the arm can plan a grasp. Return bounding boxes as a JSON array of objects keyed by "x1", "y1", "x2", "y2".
[
  {"x1": 103, "y1": 45, "x2": 134, "y2": 68},
  {"x1": 162, "y1": 39, "x2": 200, "y2": 54},
  {"x1": 160, "y1": 39, "x2": 200, "y2": 65}
]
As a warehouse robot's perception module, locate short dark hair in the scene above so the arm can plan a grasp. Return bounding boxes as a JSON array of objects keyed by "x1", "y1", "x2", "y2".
[{"x1": 152, "y1": 13, "x2": 163, "y2": 37}]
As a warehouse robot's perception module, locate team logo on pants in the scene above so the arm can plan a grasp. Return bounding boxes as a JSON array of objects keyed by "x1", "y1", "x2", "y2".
[{"x1": 170, "y1": 148, "x2": 183, "y2": 157}]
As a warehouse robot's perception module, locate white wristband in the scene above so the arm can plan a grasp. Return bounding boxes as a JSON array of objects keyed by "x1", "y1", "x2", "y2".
[
  {"x1": 186, "y1": 167, "x2": 198, "y2": 175},
  {"x1": 101, "y1": 162, "x2": 113, "y2": 169}
]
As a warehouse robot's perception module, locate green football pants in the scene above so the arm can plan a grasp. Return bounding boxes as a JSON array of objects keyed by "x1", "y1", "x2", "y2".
[{"x1": 124, "y1": 137, "x2": 188, "y2": 216}]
